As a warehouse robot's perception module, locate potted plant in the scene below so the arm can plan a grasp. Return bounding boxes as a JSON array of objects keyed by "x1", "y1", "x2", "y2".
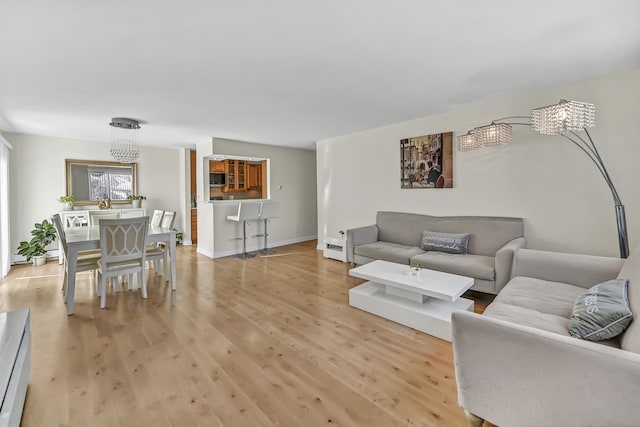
[
  {"x1": 59, "y1": 195, "x2": 76, "y2": 211},
  {"x1": 410, "y1": 261, "x2": 422, "y2": 278},
  {"x1": 17, "y1": 219, "x2": 57, "y2": 266},
  {"x1": 173, "y1": 229, "x2": 183, "y2": 244},
  {"x1": 127, "y1": 194, "x2": 146, "y2": 208}
]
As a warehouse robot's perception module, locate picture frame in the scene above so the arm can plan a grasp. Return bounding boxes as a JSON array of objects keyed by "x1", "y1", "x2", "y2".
[{"x1": 400, "y1": 132, "x2": 453, "y2": 189}]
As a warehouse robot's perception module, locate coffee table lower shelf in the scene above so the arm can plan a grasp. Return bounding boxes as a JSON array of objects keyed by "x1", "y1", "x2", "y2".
[{"x1": 349, "y1": 281, "x2": 474, "y2": 342}]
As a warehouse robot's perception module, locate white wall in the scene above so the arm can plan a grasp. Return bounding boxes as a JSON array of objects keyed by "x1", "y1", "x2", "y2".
[
  {"x1": 316, "y1": 68, "x2": 640, "y2": 257},
  {"x1": 6, "y1": 132, "x2": 183, "y2": 260},
  {"x1": 195, "y1": 139, "x2": 215, "y2": 257},
  {"x1": 177, "y1": 147, "x2": 192, "y2": 245},
  {"x1": 210, "y1": 138, "x2": 317, "y2": 257}
]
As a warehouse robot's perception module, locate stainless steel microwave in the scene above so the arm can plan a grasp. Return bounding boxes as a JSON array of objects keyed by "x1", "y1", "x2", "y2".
[{"x1": 210, "y1": 172, "x2": 227, "y2": 187}]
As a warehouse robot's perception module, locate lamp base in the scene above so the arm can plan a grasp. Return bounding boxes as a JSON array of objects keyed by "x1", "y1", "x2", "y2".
[{"x1": 615, "y1": 204, "x2": 629, "y2": 259}]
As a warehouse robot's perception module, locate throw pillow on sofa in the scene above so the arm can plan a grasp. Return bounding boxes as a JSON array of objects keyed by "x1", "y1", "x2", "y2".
[
  {"x1": 421, "y1": 231, "x2": 470, "y2": 255},
  {"x1": 568, "y1": 279, "x2": 633, "y2": 341}
]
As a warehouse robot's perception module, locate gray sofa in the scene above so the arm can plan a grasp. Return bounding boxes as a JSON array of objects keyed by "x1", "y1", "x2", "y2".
[
  {"x1": 452, "y1": 247, "x2": 640, "y2": 427},
  {"x1": 346, "y1": 211, "x2": 525, "y2": 294}
]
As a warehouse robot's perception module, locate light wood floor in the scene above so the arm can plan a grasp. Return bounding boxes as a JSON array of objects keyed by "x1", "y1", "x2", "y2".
[{"x1": 0, "y1": 241, "x2": 494, "y2": 427}]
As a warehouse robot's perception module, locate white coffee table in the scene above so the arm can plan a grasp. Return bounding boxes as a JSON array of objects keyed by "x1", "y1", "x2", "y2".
[{"x1": 349, "y1": 260, "x2": 474, "y2": 341}]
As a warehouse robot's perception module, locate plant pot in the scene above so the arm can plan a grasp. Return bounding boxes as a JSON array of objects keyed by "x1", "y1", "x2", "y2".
[
  {"x1": 32, "y1": 254, "x2": 47, "y2": 266},
  {"x1": 132, "y1": 200, "x2": 142, "y2": 208},
  {"x1": 62, "y1": 202, "x2": 74, "y2": 211},
  {"x1": 410, "y1": 268, "x2": 421, "y2": 278}
]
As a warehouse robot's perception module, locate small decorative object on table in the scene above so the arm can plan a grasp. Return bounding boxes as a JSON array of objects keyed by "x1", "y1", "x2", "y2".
[
  {"x1": 59, "y1": 195, "x2": 76, "y2": 211},
  {"x1": 16, "y1": 219, "x2": 57, "y2": 266},
  {"x1": 410, "y1": 262, "x2": 422, "y2": 278},
  {"x1": 127, "y1": 194, "x2": 146, "y2": 208}
]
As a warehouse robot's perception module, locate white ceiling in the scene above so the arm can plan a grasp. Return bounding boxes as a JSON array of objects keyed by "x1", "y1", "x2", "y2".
[{"x1": 1, "y1": 0, "x2": 639, "y2": 150}]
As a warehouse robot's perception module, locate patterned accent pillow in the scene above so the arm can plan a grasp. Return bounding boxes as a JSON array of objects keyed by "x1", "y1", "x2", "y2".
[
  {"x1": 421, "y1": 231, "x2": 470, "y2": 254},
  {"x1": 568, "y1": 279, "x2": 633, "y2": 341}
]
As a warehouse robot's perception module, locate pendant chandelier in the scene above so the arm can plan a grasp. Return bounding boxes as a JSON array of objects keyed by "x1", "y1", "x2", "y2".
[{"x1": 109, "y1": 117, "x2": 141, "y2": 163}]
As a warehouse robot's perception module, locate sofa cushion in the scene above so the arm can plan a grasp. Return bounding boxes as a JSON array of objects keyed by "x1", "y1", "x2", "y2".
[
  {"x1": 494, "y1": 276, "x2": 585, "y2": 318},
  {"x1": 483, "y1": 302, "x2": 571, "y2": 335},
  {"x1": 354, "y1": 241, "x2": 425, "y2": 265},
  {"x1": 410, "y1": 252, "x2": 494, "y2": 280},
  {"x1": 617, "y1": 246, "x2": 640, "y2": 353},
  {"x1": 421, "y1": 231, "x2": 470, "y2": 254},
  {"x1": 482, "y1": 302, "x2": 622, "y2": 348},
  {"x1": 568, "y1": 279, "x2": 633, "y2": 341}
]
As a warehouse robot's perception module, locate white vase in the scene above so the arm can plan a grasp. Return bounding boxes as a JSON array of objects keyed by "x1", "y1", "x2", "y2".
[
  {"x1": 32, "y1": 254, "x2": 46, "y2": 266},
  {"x1": 132, "y1": 199, "x2": 142, "y2": 208},
  {"x1": 62, "y1": 202, "x2": 74, "y2": 211}
]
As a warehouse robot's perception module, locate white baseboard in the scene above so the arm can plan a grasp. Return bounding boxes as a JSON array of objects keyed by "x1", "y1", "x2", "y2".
[
  {"x1": 12, "y1": 249, "x2": 60, "y2": 265},
  {"x1": 196, "y1": 247, "x2": 214, "y2": 258},
  {"x1": 212, "y1": 234, "x2": 317, "y2": 259},
  {"x1": 182, "y1": 240, "x2": 193, "y2": 246}
]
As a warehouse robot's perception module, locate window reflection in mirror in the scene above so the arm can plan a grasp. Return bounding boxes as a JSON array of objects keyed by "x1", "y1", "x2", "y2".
[{"x1": 66, "y1": 159, "x2": 137, "y2": 205}]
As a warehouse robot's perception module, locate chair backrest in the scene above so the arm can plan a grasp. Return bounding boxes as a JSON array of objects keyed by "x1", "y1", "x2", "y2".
[
  {"x1": 89, "y1": 211, "x2": 121, "y2": 225},
  {"x1": 229, "y1": 204, "x2": 241, "y2": 220},
  {"x1": 259, "y1": 202, "x2": 278, "y2": 219},
  {"x1": 160, "y1": 211, "x2": 176, "y2": 229},
  {"x1": 151, "y1": 210, "x2": 164, "y2": 227},
  {"x1": 238, "y1": 203, "x2": 261, "y2": 221},
  {"x1": 62, "y1": 212, "x2": 88, "y2": 228},
  {"x1": 99, "y1": 217, "x2": 149, "y2": 264},
  {"x1": 51, "y1": 214, "x2": 67, "y2": 255},
  {"x1": 436, "y1": 175, "x2": 445, "y2": 188}
]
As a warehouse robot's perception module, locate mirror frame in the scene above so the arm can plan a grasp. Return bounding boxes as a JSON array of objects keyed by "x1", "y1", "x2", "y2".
[{"x1": 65, "y1": 159, "x2": 138, "y2": 206}]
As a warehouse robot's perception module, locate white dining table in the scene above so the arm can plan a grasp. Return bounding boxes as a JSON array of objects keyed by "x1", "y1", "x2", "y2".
[{"x1": 63, "y1": 225, "x2": 177, "y2": 315}]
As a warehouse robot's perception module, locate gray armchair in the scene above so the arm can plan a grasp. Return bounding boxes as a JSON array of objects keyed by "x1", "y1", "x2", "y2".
[{"x1": 452, "y1": 247, "x2": 640, "y2": 427}]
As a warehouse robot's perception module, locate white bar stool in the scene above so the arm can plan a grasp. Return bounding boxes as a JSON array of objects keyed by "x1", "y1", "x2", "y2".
[
  {"x1": 256, "y1": 202, "x2": 278, "y2": 255},
  {"x1": 226, "y1": 203, "x2": 261, "y2": 259}
]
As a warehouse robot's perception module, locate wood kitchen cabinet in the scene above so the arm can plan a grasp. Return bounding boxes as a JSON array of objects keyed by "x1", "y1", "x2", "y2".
[
  {"x1": 209, "y1": 161, "x2": 225, "y2": 173},
  {"x1": 191, "y1": 209, "x2": 197, "y2": 244},
  {"x1": 247, "y1": 163, "x2": 262, "y2": 190},
  {"x1": 222, "y1": 159, "x2": 246, "y2": 192}
]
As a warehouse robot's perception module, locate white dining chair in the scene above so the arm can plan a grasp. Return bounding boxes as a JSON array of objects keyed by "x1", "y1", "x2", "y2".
[
  {"x1": 226, "y1": 203, "x2": 261, "y2": 259},
  {"x1": 146, "y1": 210, "x2": 176, "y2": 278},
  {"x1": 97, "y1": 217, "x2": 149, "y2": 309},
  {"x1": 51, "y1": 214, "x2": 101, "y2": 298},
  {"x1": 150, "y1": 210, "x2": 164, "y2": 227},
  {"x1": 160, "y1": 210, "x2": 176, "y2": 229},
  {"x1": 89, "y1": 210, "x2": 121, "y2": 225},
  {"x1": 61, "y1": 212, "x2": 89, "y2": 228}
]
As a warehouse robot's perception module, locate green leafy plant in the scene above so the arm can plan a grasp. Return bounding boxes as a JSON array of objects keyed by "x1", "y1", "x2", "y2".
[
  {"x1": 173, "y1": 229, "x2": 183, "y2": 242},
  {"x1": 17, "y1": 219, "x2": 57, "y2": 262},
  {"x1": 59, "y1": 195, "x2": 75, "y2": 203},
  {"x1": 127, "y1": 195, "x2": 146, "y2": 201},
  {"x1": 410, "y1": 262, "x2": 422, "y2": 270}
]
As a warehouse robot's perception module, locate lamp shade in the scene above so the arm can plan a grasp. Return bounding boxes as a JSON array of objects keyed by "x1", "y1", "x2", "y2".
[
  {"x1": 531, "y1": 99, "x2": 595, "y2": 135},
  {"x1": 473, "y1": 122, "x2": 512, "y2": 146},
  {"x1": 456, "y1": 131, "x2": 478, "y2": 152}
]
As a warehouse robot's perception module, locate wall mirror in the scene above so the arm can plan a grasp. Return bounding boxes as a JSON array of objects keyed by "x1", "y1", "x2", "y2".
[{"x1": 65, "y1": 159, "x2": 137, "y2": 205}]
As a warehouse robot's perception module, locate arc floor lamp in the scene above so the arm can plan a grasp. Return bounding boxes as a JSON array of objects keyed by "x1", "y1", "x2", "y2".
[{"x1": 457, "y1": 100, "x2": 629, "y2": 258}]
